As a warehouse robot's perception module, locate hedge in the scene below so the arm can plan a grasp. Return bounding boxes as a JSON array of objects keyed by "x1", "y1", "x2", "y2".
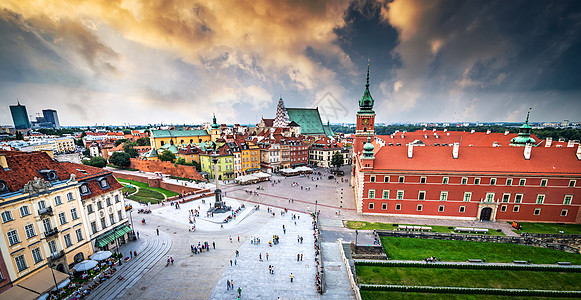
[
  {"x1": 360, "y1": 284, "x2": 581, "y2": 297},
  {"x1": 355, "y1": 260, "x2": 581, "y2": 272}
]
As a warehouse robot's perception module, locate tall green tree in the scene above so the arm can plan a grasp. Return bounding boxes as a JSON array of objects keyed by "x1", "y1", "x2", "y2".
[
  {"x1": 136, "y1": 137, "x2": 150, "y2": 146},
  {"x1": 15, "y1": 131, "x2": 24, "y2": 140},
  {"x1": 331, "y1": 152, "x2": 344, "y2": 170},
  {"x1": 82, "y1": 156, "x2": 107, "y2": 168},
  {"x1": 123, "y1": 143, "x2": 139, "y2": 158},
  {"x1": 109, "y1": 152, "x2": 131, "y2": 167},
  {"x1": 158, "y1": 150, "x2": 176, "y2": 162}
]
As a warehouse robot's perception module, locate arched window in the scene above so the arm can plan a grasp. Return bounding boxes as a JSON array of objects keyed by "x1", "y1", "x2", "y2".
[{"x1": 161, "y1": 141, "x2": 165, "y2": 146}]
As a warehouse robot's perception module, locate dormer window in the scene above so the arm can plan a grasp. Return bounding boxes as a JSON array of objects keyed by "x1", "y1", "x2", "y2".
[
  {"x1": 98, "y1": 177, "x2": 109, "y2": 189},
  {"x1": 0, "y1": 179, "x2": 9, "y2": 194},
  {"x1": 80, "y1": 184, "x2": 91, "y2": 195},
  {"x1": 39, "y1": 169, "x2": 59, "y2": 182}
]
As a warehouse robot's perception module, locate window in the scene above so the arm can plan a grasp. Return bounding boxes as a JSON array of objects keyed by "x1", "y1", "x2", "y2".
[
  {"x1": 64, "y1": 234, "x2": 73, "y2": 248},
  {"x1": 564, "y1": 195, "x2": 573, "y2": 205},
  {"x1": 99, "y1": 178, "x2": 109, "y2": 189},
  {"x1": 513, "y1": 205, "x2": 520, "y2": 212},
  {"x1": 384, "y1": 176, "x2": 390, "y2": 183},
  {"x1": 414, "y1": 190, "x2": 426, "y2": 201},
  {"x1": 43, "y1": 218, "x2": 52, "y2": 232},
  {"x1": 7, "y1": 230, "x2": 20, "y2": 246},
  {"x1": 463, "y1": 192, "x2": 472, "y2": 202},
  {"x1": 438, "y1": 205, "x2": 445, "y2": 212},
  {"x1": 569, "y1": 180, "x2": 576, "y2": 187},
  {"x1": 32, "y1": 248, "x2": 43, "y2": 264},
  {"x1": 118, "y1": 210, "x2": 123, "y2": 221},
  {"x1": 1, "y1": 211, "x2": 13, "y2": 223},
  {"x1": 368, "y1": 190, "x2": 375, "y2": 198},
  {"x1": 397, "y1": 191, "x2": 404, "y2": 200},
  {"x1": 490, "y1": 178, "x2": 496, "y2": 185},
  {"x1": 561, "y1": 209, "x2": 568, "y2": 217},
  {"x1": 399, "y1": 176, "x2": 405, "y2": 183},
  {"x1": 109, "y1": 214, "x2": 115, "y2": 225},
  {"x1": 459, "y1": 206, "x2": 465, "y2": 213},
  {"x1": 91, "y1": 222, "x2": 97, "y2": 234},
  {"x1": 461, "y1": 177, "x2": 467, "y2": 185},
  {"x1": 67, "y1": 192, "x2": 74, "y2": 202},
  {"x1": 519, "y1": 179, "x2": 526, "y2": 186},
  {"x1": 97, "y1": 201, "x2": 103, "y2": 210},
  {"x1": 80, "y1": 184, "x2": 90, "y2": 195},
  {"x1": 76, "y1": 228, "x2": 84, "y2": 242},
  {"x1": 58, "y1": 212, "x2": 67, "y2": 225},
  {"x1": 382, "y1": 190, "x2": 389, "y2": 199},
  {"x1": 506, "y1": 178, "x2": 513, "y2": 186},
  {"x1": 534, "y1": 208, "x2": 541, "y2": 215},
  {"x1": 417, "y1": 204, "x2": 423, "y2": 211},
  {"x1": 540, "y1": 179, "x2": 547, "y2": 187},
  {"x1": 500, "y1": 205, "x2": 507, "y2": 212},
  {"x1": 442, "y1": 177, "x2": 449, "y2": 184},
  {"x1": 87, "y1": 204, "x2": 94, "y2": 214},
  {"x1": 515, "y1": 194, "x2": 523, "y2": 203},
  {"x1": 100, "y1": 217, "x2": 106, "y2": 229},
  {"x1": 38, "y1": 200, "x2": 46, "y2": 210},
  {"x1": 502, "y1": 194, "x2": 510, "y2": 203},
  {"x1": 106, "y1": 198, "x2": 112, "y2": 206},
  {"x1": 395, "y1": 203, "x2": 402, "y2": 210},
  {"x1": 115, "y1": 195, "x2": 120, "y2": 203},
  {"x1": 536, "y1": 194, "x2": 545, "y2": 204},
  {"x1": 440, "y1": 191, "x2": 448, "y2": 201},
  {"x1": 474, "y1": 178, "x2": 481, "y2": 185},
  {"x1": 71, "y1": 208, "x2": 78, "y2": 220},
  {"x1": 25, "y1": 224, "x2": 36, "y2": 239},
  {"x1": 370, "y1": 175, "x2": 375, "y2": 183},
  {"x1": 381, "y1": 203, "x2": 387, "y2": 210},
  {"x1": 15, "y1": 255, "x2": 27, "y2": 272},
  {"x1": 48, "y1": 240, "x2": 57, "y2": 255},
  {"x1": 420, "y1": 177, "x2": 426, "y2": 184},
  {"x1": 20, "y1": 206, "x2": 31, "y2": 217},
  {"x1": 54, "y1": 196, "x2": 62, "y2": 206},
  {"x1": 368, "y1": 203, "x2": 374, "y2": 209},
  {"x1": 485, "y1": 193, "x2": 495, "y2": 202}
]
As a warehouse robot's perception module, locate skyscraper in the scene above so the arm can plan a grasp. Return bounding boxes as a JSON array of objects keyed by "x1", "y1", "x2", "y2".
[
  {"x1": 9, "y1": 102, "x2": 31, "y2": 130},
  {"x1": 42, "y1": 109, "x2": 60, "y2": 129}
]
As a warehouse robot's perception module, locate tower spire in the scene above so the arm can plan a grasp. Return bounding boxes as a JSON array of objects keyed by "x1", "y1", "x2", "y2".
[
  {"x1": 366, "y1": 58, "x2": 370, "y2": 88},
  {"x1": 525, "y1": 107, "x2": 531, "y2": 124}
]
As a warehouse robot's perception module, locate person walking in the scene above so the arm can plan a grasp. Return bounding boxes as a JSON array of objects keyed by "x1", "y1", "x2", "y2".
[
  {"x1": 266, "y1": 253, "x2": 269, "y2": 261},
  {"x1": 213, "y1": 241, "x2": 216, "y2": 249},
  {"x1": 237, "y1": 287, "x2": 242, "y2": 297},
  {"x1": 236, "y1": 250, "x2": 239, "y2": 257},
  {"x1": 297, "y1": 253, "x2": 300, "y2": 261},
  {"x1": 136, "y1": 231, "x2": 140, "y2": 239},
  {"x1": 290, "y1": 273, "x2": 294, "y2": 282},
  {"x1": 227, "y1": 280, "x2": 230, "y2": 290},
  {"x1": 300, "y1": 253, "x2": 303, "y2": 261}
]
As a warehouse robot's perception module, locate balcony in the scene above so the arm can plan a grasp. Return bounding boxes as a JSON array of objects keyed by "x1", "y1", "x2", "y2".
[
  {"x1": 49, "y1": 250, "x2": 65, "y2": 262},
  {"x1": 44, "y1": 228, "x2": 59, "y2": 238},
  {"x1": 38, "y1": 206, "x2": 53, "y2": 217}
]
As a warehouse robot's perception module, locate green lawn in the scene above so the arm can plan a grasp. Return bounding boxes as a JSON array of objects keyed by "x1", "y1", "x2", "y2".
[
  {"x1": 361, "y1": 291, "x2": 580, "y2": 300},
  {"x1": 126, "y1": 188, "x2": 165, "y2": 204},
  {"x1": 356, "y1": 265, "x2": 581, "y2": 290},
  {"x1": 512, "y1": 222, "x2": 581, "y2": 235},
  {"x1": 346, "y1": 221, "x2": 505, "y2": 235},
  {"x1": 117, "y1": 178, "x2": 179, "y2": 197},
  {"x1": 381, "y1": 236, "x2": 581, "y2": 264},
  {"x1": 121, "y1": 185, "x2": 136, "y2": 194}
]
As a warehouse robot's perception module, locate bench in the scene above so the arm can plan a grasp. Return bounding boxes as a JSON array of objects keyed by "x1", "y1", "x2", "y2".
[
  {"x1": 557, "y1": 262, "x2": 572, "y2": 265},
  {"x1": 513, "y1": 260, "x2": 528, "y2": 264},
  {"x1": 455, "y1": 227, "x2": 489, "y2": 233},
  {"x1": 468, "y1": 259, "x2": 483, "y2": 263},
  {"x1": 398, "y1": 225, "x2": 432, "y2": 231}
]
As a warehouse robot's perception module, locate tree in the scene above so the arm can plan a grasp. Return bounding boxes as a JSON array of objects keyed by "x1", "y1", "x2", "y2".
[
  {"x1": 82, "y1": 148, "x2": 91, "y2": 157},
  {"x1": 15, "y1": 131, "x2": 23, "y2": 140},
  {"x1": 331, "y1": 152, "x2": 344, "y2": 170},
  {"x1": 75, "y1": 139, "x2": 84, "y2": 147},
  {"x1": 158, "y1": 150, "x2": 176, "y2": 162},
  {"x1": 136, "y1": 137, "x2": 150, "y2": 146},
  {"x1": 109, "y1": 152, "x2": 131, "y2": 167},
  {"x1": 114, "y1": 139, "x2": 128, "y2": 147},
  {"x1": 82, "y1": 156, "x2": 107, "y2": 168},
  {"x1": 123, "y1": 144, "x2": 139, "y2": 158}
]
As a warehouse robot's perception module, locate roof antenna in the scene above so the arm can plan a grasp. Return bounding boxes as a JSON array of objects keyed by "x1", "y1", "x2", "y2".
[{"x1": 526, "y1": 107, "x2": 532, "y2": 124}]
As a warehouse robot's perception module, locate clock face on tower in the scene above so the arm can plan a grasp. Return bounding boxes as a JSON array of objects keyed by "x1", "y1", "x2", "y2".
[{"x1": 362, "y1": 118, "x2": 369, "y2": 125}]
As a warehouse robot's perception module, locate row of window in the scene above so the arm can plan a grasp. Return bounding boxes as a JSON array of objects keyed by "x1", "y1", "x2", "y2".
[
  {"x1": 6, "y1": 222, "x2": 84, "y2": 249},
  {"x1": 90, "y1": 211, "x2": 123, "y2": 234},
  {"x1": 86, "y1": 195, "x2": 121, "y2": 214},
  {"x1": 367, "y1": 190, "x2": 574, "y2": 204},
  {"x1": 369, "y1": 175, "x2": 577, "y2": 187},
  {"x1": 367, "y1": 202, "x2": 569, "y2": 217}
]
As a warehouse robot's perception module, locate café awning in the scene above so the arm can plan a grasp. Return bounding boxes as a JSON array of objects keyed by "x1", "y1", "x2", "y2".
[
  {"x1": 0, "y1": 285, "x2": 39, "y2": 300},
  {"x1": 95, "y1": 224, "x2": 132, "y2": 248},
  {"x1": 17, "y1": 267, "x2": 69, "y2": 295}
]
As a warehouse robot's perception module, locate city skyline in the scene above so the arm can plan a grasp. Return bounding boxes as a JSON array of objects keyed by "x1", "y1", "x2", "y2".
[{"x1": 1, "y1": 0, "x2": 581, "y2": 126}]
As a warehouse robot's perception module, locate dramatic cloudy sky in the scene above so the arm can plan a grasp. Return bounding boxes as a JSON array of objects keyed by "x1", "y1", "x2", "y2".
[{"x1": 1, "y1": 0, "x2": 580, "y2": 126}]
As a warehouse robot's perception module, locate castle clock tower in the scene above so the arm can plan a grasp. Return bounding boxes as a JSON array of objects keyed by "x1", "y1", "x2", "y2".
[{"x1": 354, "y1": 62, "x2": 376, "y2": 154}]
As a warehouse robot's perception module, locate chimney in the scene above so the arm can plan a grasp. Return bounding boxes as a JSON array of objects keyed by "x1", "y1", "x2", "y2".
[
  {"x1": 401, "y1": 133, "x2": 405, "y2": 139},
  {"x1": 423, "y1": 128, "x2": 426, "y2": 132},
  {"x1": 452, "y1": 142, "x2": 459, "y2": 159},
  {"x1": 435, "y1": 134, "x2": 439, "y2": 139},
  {"x1": 504, "y1": 130, "x2": 510, "y2": 135},
  {"x1": 524, "y1": 144, "x2": 532, "y2": 160},
  {"x1": 424, "y1": 134, "x2": 428, "y2": 139},
  {"x1": 471, "y1": 129, "x2": 475, "y2": 134},
  {"x1": 486, "y1": 129, "x2": 491, "y2": 135},
  {"x1": 577, "y1": 145, "x2": 581, "y2": 160},
  {"x1": 446, "y1": 132, "x2": 450, "y2": 136},
  {"x1": 545, "y1": 137, "x2": 552, "y2": 147},
  {"x1": 0, "y1": 153, "x2": 8, "y2": 169},
  {"x1": 444, "y1": 129, "x2": 447, "y2": 132},
  {"x1": 567, "y1": 140, "x2": 575, "y2": 147},
  {"x1": 408, "y1": 143, "x2": 413, "y2": 158}
]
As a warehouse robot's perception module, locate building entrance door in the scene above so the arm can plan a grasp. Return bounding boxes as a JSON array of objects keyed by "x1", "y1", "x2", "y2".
[{"x1": 480, "y1": 207, "x2": 492, "y2": 221}]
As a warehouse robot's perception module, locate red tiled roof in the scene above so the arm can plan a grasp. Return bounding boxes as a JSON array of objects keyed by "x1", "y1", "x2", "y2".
[
  {"x1": 60, "y1": 162, "x2": 123, "y2": 199},
  {"x1": 0, "y1": 151, "x2": 70, "y2": 192},
  {"x1": 262, "y1": 118, "x2": 274, "y2": 127},
  {"x1": 369, "y1": 145, "x2": 581, "y2": 175}
]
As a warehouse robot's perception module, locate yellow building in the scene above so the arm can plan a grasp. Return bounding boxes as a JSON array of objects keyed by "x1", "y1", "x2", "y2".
[
  {"x1": 177, "y1": 144, "x2": 201, "y2": 164},
  {"x1": 0, "y1": 152, "x2": 93, "y2": 288},
  {"x1": 239, "y1": 141, "x2": 261, "y2": 174},
  {"x1": 53, "y1": 137, "x2": 75, "y2": 154},
  {"x1": 149, "y1": 130, "x2": 211, "y2": 150}
]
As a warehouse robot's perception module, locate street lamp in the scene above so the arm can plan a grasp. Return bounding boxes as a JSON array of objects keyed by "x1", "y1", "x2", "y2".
[
  {"x1": 114, "y1": 226, "x2": 122, "y2": 266},
  {"x1": 355, "y1": 230, "x2": 359, "y2": 246},
  {"x1": 48, "y1": 261, "x2": 58, "y2": 293},
  {"x1": 128, "y1": 209, "x2": 134, "y2": 233},
  {"x1": 315, "y1": 199, "x2": 318, "y2": 216}
]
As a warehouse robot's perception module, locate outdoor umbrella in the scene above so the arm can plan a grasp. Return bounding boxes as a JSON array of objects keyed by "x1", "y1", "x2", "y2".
[
  {"x1": 72, "y1": 260, "x2": 98, "y2": 272},
  {"x1": 90, "y1": 251, "x2": 112, "y2": 261}
]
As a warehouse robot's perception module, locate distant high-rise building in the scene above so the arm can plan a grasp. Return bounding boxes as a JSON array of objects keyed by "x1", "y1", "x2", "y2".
[
  {"x1": 43, "y1": 109, "x2": 60, "y2": 129},
  {"x1": 9, "y1": 102, "x2": 30, "y2": 130}
]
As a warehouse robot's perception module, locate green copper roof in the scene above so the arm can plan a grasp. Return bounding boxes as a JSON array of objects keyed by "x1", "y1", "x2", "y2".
[
  {"x1": 510, "y1": 110, "x2": 536, "y2": 146},
  {"x1": 211, "y1": 113, "x2": 220, "y2": 129},
  {"x1": 363, "y1": 137, "x2": 374, "y2": 158},
  {"x1": 167, "y1": 144, "x2": 179, "y2": 154},
  {"x1": 286, "y1": 108, "x2": 326, "y2": 135},
  {"x1": 322, "y1": 124, "x2": 334, "y2": 137},
  {"x1": 145, "y1": 148, "x2": 158, "y2": 158},
  {"x1": 358, "y1": 62, "x2": 375, "y2": 114},
  {"x1": 151, "y1": 130, "x2": 209, "y2": 138}
]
